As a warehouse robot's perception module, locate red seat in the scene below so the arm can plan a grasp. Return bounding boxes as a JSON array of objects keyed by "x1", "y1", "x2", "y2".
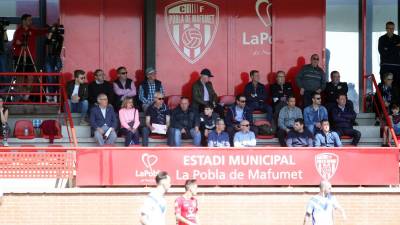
[
  {"x1": 14, "y1": 120, "x2": 35, "y2": 139},
  {"x1": 149, "y1": 134, "x2": 167, "y2": 139},
  {"x1": 253, "y1": 110, "x2": 264, "y2": 114},
  {"x1": 257, "y1": 134, "x2": 275, "y2": 139},
  {"x1": 167, "y1": 95, "x2": 182, "y2": 109},
  {"x1": 219, "y1": 95, "x2": 236, "y2": 106},
  {"x1": 40, "y1": 120, "x2": 63, "y2": 139},
  {"x1": 254, "y1": 120, "x2": 271, "y2": 126},
  {"x1": 341, "y1": 135, "x2": 352, "y2": 139}
]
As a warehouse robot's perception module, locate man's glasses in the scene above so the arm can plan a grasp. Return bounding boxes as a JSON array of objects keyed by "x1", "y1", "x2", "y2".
[
  {"x1": 239, "y1": 100, "x2": 246, "y2": 103},
  {"x1": 241, "y1": 124, "x2": 250, "y2": 127},
  {"x1": 312, "y1": 58, "x2": 319, "y2": 60},
  {"x1": 315, "y1": 98, "x2": 321, "y2": 100},
  {"x1": 119, "y1": 72, "x2": 128, "y2": 75},
  {"x1": 79, "y1": 77, "x2": 86, "y2": 80},
  {"x1": 157, "y1": 97, "x2": 165, "y2": 100}
]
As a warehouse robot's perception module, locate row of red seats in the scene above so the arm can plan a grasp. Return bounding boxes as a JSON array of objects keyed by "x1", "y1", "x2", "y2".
[{"x1": 13, "y1": 120, "x2": 62, "y2": 140}]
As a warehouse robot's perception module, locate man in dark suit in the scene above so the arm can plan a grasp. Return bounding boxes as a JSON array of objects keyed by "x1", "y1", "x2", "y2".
[{"x1": 90, "y1": 93, "x2": 118, "y2": 146}]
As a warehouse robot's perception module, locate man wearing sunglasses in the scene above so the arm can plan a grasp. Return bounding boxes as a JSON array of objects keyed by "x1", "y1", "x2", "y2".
[
  {"x1": 233, "y1": 120, "x2": 256, "y2": 147},
  {"x1": 66, "y1": 69, "x2": 89, "y2": 125},
  {"x1": 296, "y1": 54, "x2": 326, "y2": 108},
  {"x1": 303, "y1": 92, "x2": 328, "y2": 134},
  {"x1": 141, "y1": 92, "x2": 170, "y2": 146},
  {"x1": 113, "y1": 66, "x2": 136, "y2": 111},
  {"x1": 225, "y1": 95, "x2": 257, "y2": 145}
]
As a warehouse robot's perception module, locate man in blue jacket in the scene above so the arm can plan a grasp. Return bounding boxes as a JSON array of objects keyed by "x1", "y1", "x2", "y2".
[
  {"x1": 331, "y1": 94, "x2": 361, "y2": 146},
  {"x1": 243, "y1": 70, "x2": 273, "y2": 122},
  {"x1": 225, "y1": 95, "x2": 257, "y2": 145},
  {"x1": 90, "y1": 93, "x2": 118, "y2": 146},
  {"x1": 303, "y1": 92, "x2": 328, "y2": 134}
]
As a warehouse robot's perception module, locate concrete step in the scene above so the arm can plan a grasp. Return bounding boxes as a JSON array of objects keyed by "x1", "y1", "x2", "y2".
[{"x1": 7, "y1": 104, "x2": 60, "y2": 115}]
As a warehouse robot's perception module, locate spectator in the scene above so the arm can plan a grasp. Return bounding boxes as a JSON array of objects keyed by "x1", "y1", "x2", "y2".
[
  {"x1": 0, "y1": 98, "x2": 10, "y2": 146},
  {"x1": 141, "y1": 92, "x2": 170, "y2": 146},
  {"x1": 296, "y1": 54, "x2": 326, "y2": 107},
  {"x1": 225, "y1": 95, "x2": 258, "y2": 145},
  {"x1": 378, "y1": 21, "x2": 400, "y2": 85},
  {"x1": 243, "y1": 70, "x2": 273, "y2": 122},
  {"x1": 303, "y1": 92, "x2": 328, "y2": 134},
  {"x1": 286, "y1": 118, "x2": 313, "y2": 147},
  {"x1": 169, "y1": 97, "x2": 201, "y2": 147},
  {"x1": 277, "y1": 96, "x2": 303, "y2": 147},
  {"x1": 66, "y1": 70, "x2": 89, "y2": 125},
  {"x1": 197, "y1": 104, "x2": 219, "y2": 146},
  {"x1": 382, "y1": 104, "x2": 400, "y2": 147},
  {"x1": 88, "y1": 69, "x2": 115, "y2": 110},
  {"x1": 113, "y1": 66, "x2": 136, "y2": 111},
  {"x1": 233, "y1": 120, "x2": 256, "y2": 147},
  {"x1": 314, "y1": 120, "x2": 342, "y2": 147},
  {"x1": 324, "y1": 71, "x2": 352, "y2": 111},
  {"x1": 138, "y1": 67, "x2": 164, "y2": 112},
  {"x1": 90, "y1": 94, "x2": 118, "y2": 146},
  {"x1": 119, "y1": 97, "x2": 140, "y2": 146},
  {"x1": 192, "y1": 68, "x2": 223, "y2": 117},
  {"x1": 331, "y1": 94, "x2": 361, "y2": 146},
  {"x1": 270, "y1": 70, "x2": 293, "y2": 115},
  {"x1": 208, "y1": 118, "x2": 230, "y2": 147},
  {"x1": 374, "y1": 72, "x2": 399, "y2": 126}
]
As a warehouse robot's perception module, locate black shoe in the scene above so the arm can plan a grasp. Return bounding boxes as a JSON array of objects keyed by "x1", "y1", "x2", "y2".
[
  {"x1": 381, "y1": 144, "x2": 390, "y2": 147},
  {"x1": 374, "y1": 121, "x2": 380, "y2": 126},
  {"x1": 353, "y1": 121, "x2": 359, "y2": 126}
]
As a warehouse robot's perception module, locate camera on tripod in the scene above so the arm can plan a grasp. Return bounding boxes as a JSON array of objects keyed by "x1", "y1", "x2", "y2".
[{"x1": 48, "y1": 24, "x2": 64, "y2": 35}]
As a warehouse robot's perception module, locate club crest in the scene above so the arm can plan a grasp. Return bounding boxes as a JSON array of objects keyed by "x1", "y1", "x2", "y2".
[
  {"x1": 165, "y1": 0, "x2": 219, "y2": 64},
  {"x1": 315, "y1": 153, "x2": 339, "y2": 180}
]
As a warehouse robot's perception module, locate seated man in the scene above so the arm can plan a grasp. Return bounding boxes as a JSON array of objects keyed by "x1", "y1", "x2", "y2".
[
  {"x1": 169, "y1": 97, "x2": 201, "y2": 146},
  {"x1": 286, "y1": 118, "x2": 313, "y2": 147},
  {"x1": 331, "y1": 94, "x2": 361, "y2": 146},
  {"x1": 303, "y1": 92, "x2": 328, "y2": 134},
  {"x1": 314, "y1": 120, "x2": 342, "y2": 147},
  {"x1": 88, "y1": 69, "x2": 114, "y2": 110},
  {"x1": 225, "y1": 95, "x2": 257, "y2": 145},
  {"x1": 208, "y1": 118, "x2": 230, "y2": 147},
  {"x1": 113, "y1": 66, "x2": 136, "y2": 111},
  {"x1": 233, "y1": 120, "x2": 256, "y2": 147},
  {"x1": 270, "y1": 71, "x2": 293, "y2": 115},
  {"x1": 192, "y1": 68, "x2": 223, "y2": 117},
  {"x1": 197, "y1": 104, "x2": 219, "y2": 146},
  {"x1": 141, "y1": 92, "x2": 170, "y2": 146},
  {"x1": 66, "y1": 69, "x2": 89, "y2": 125},
  {"x1": 324, "y1": 71, "x2": 349, "y2": 111},
  {"x1": 0, "y1": 98, "x2": 10, "y2": 146},
  {"x1": 374, "y1": 72, "x2": 399, "y2": 125},
  {"x1": 90, "y1": 94, "x2": 118, "y2": 146},
  {"x1": 138, "y1": 67, "x2": 165, "y2": 112},
  {"x1": 243, "y1": 70, "x2": 273, "y2": 122},
  {"x1": 277, "y1": 96, "x2": 303, "y2": 147}
]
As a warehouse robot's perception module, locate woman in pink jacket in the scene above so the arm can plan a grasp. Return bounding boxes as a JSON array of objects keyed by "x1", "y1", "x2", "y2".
[{"x1": 119, "y1": 97, "x2": 140, "y2": 146}]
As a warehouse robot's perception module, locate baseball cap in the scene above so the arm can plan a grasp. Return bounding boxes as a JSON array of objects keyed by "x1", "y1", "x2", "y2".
[
  {"x1": 200, "y1": 68, "x2": 214, "y2": 77},
  {"x1": 145, "y1": 67, "x2": 156, "y2": 75}
]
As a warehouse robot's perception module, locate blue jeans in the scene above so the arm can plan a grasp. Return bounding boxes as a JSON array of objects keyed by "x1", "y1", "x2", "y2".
[
  {"x1": 45, "y1": 56, "x2": 62, "y2": 94},
  {"x1": 171, "y1": 128, "x2": 201, "y2": 147},
  {"x1": 68, "y1": 100, "x2": 88, "y2": 120}
]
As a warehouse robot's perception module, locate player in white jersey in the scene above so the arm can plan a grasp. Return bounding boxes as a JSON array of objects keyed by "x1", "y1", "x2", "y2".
[
  {"x1": 303, "y1": 180, "x2": 346, "y2": 225},
  {"x1": 140, "y1": 171, "x2": 172, "y2": 225}
]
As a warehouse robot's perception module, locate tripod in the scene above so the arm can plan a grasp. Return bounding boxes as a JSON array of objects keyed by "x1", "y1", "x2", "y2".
[{"x1": 6, "y1": 40, "x2": 41, "y2": 102}]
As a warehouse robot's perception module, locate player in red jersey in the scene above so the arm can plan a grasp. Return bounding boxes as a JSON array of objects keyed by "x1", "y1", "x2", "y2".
[{"x1": 175, "y1": 179, "x2": 200, "y2": 225}]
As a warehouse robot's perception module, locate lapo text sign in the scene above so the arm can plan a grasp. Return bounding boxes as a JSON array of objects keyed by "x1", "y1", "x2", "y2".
[{"x1": 76, "y1": 149, "x2": 399, "y2": 186}]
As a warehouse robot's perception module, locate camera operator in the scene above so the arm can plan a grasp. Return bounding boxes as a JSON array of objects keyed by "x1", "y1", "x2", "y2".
[
  {"x1": 45, "y1": 22, "x2": 64, "y2": 103},
  {"x1": 12, "y1": 14, "x2": 47, "y2": 101}
]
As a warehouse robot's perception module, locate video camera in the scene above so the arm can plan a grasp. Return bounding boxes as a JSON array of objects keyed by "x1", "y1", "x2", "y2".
[{"x1": 48, "y1": 24, "x2": 64, "y2": 35}]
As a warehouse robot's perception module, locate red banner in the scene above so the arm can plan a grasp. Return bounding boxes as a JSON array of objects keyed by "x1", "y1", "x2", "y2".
[{"x1": 76, "y1": 148, "x2": 399, "y2": 186}]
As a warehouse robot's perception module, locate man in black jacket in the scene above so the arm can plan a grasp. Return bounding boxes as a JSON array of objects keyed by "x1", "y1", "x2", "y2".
[
  {"x1": 88, "y1": 69, "x2": 114, "y2": 110},
  {"x1": 324, "y1": 71, "x2": 352, "y2": 112},
  {"x1": 243, "y1": 70, "x2": 272, "y2": 122},
  {"x1": 269, "y1": 71, "x2": 293, "y2": 116},
  {"x1": 66, "y1": 69, "x2": 89, "y2": 125},
  {"x1": 168, "y1": 97, "x2": 201, "y2": 146},
  {"x1": 138, "y1": 67, "x2": 165, "y2": 112},
  {"x1": 378, "y1": 21, "x2": 400, "y2": 85}
]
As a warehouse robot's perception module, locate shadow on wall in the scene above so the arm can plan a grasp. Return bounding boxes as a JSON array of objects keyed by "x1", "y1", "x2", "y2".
[
  {"x1": 134, "y1": 70, "x2": 144, "y2": 88},
  {"x1": 108, "y1": 69, "x2": 118, "y2": 82},
  {"x1": 86, "y1": 71, "x2": 95, "y2": 83},
  {"x1": 182, "y1": 71, "x2": 200, "y2": 100},
  {"x1": 287, "y1": 56, "x2": 306, "y2": 105},
  {"x1": 234, "y1": 72, "x2": 250, "y2": 96}
]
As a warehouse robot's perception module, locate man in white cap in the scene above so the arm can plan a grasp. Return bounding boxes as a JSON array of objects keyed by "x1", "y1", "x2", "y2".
[
  {"x1": 139, "y1": 67, "x2": 165, "y2": 112},
  {"x1": 303, "y1": 180, "x2": 347, "y2": 225}
]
